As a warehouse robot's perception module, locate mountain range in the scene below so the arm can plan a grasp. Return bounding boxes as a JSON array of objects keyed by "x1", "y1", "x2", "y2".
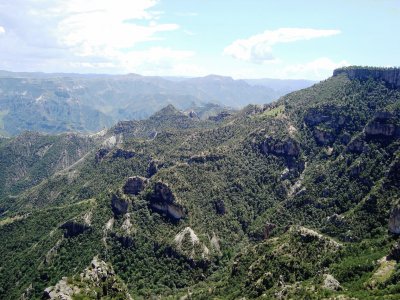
[
  {"x1": 0, "y1": 66, "x2": 400, "y2": 299},
  {"x1": 0, "y1": 71, "x2": 315, "y2": 136}
]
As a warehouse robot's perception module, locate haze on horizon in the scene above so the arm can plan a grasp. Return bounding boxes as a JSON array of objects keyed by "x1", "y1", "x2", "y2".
[{"x1": 0, "y1": 0, "x2": 399, "y2": 80}]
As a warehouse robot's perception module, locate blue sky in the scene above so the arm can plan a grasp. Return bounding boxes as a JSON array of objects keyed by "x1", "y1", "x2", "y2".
[{"x1": 0, "y1": 0, "x2": 399, "y2": 79}]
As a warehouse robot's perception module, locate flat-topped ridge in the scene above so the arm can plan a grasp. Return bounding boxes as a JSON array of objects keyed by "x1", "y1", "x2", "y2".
[{"x1": 333, "y1": 66, "x2": 400, "y2": 88}]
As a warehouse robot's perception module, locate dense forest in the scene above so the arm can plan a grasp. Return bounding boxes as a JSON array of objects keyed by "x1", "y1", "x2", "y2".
[{"x1": 0, "y1": 67, "x2": 400, "y2": 299}]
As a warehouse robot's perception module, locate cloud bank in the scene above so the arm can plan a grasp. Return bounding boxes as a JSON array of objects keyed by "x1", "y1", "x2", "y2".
[
  {"x1": 224, "y1": 28, "x2": 341, "y2": 63},
  {"x1": 0, "y1": 0, "x2": 193, "y2": 73}
]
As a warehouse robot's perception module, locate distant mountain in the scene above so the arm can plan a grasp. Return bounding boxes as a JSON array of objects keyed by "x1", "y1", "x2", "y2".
[
  {"x1": 245, "y1": 78, "x2": 317, "y2": 94},
  {"x1": 0, "y1": 71, "x2": 314, "y2": 136}
]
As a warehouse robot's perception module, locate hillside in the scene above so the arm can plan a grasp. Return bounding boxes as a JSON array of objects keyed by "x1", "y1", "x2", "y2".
[
  {"x1": 0, "y1": 67, "x2": 399, "y2": 299},
  {"x1": 0, "y1": 72, "x2": 314, "y2": 136}
]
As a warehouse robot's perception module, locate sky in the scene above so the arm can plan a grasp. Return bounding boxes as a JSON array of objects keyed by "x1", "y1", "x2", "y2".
[{"x1": 0, "y1": 0, "x2": 399, "y2": 79}]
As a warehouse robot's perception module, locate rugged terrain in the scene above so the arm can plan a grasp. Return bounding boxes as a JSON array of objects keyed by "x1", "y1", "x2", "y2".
[
  {"x1": 0, "y1": 71, "x2": 314, "y2": 136},
  {"x1": 0, "y1": 66, "x2": 400, "y2": 299}
]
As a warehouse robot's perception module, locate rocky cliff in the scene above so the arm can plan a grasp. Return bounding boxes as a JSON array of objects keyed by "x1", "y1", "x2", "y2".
[{"x1": 333, "y1": 67, "x2": 400, "y2": 88}]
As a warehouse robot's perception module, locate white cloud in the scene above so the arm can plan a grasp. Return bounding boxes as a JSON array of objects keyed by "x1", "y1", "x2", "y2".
[
  {"x1": 56, "y1": 0, "x2": 179, "y2": 56},
  {"x1": 0, "y1": 0, "x2": 192, "y2": 73},
  {"x1": 0, "y1": 26, "x2": 5, "y2": 34},
  {"x1": 279, "y1": 57, "x2": 349, "y2": 79},
  {"x1": 224, "y1": 28, "x2": 341, "y2": 63}
]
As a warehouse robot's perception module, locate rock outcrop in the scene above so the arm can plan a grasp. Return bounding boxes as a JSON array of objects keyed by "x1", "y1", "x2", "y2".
[
  {"x1": 389, "y1": 205, "x2": 400, "y2": 234},
  {"x1": 188, "y1": 153, "x2": 224, "y2": 164},
  {"x1": 147, "y1": 159, "x2": 163, "y2": 177},
  {"x1": 260, "y1": 136, "x2": 300, "y2": 157},
  {"x1": 112, "y1": 148, "x2": 135, "y2": 159},
  {"x1": 188, "y1": 110, "x2": 199, "y2": 119},
  {"x1": 389, "y1": 242, "x2": 400, "y2": 261},
  {"x1": 44, "y1": 257, "x2": 132, "y2": 300},
  {"x1": 60, "y1": 220, "x2": 91, "y2": 238},
  {"x1": 333, "y1": 67, "x2": 400, "y2": 89},
  {"x1": 123, "y1": 176, "x2": 148, "y2": 195},
  {"x1": 43, "y1": 277, "x2": 77, "y2": 299},
  {"x1": 347, "y1": 136, "x2": 366, "y2": 153},
  {"x1": 322, "y1": 274, "x2": 342, "y2": 291},
  {"x1": 304, "y1": 109, "x2": 332, "y2": 126},
  {"x1": 111, "y1": 194, "x2": 129, "y2": 216},
  {"x1": 208, "y1": 111, "x2": 232, "y2": 122},
  {"x1": 174, "y1": 227, "x2": 209, "y2": 260},
  {"x1": 149, "y1": 182, "x2": 185, "y2": 221},
  {"x1": 313, "y1": 128, "x2": 335, "y2": 145},
  {"x1": 95, "y1": 148, "x2": 109, "y2": 162}
]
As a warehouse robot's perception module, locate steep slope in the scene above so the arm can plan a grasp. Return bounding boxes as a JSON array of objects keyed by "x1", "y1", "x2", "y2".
[
  {"x1": 0, "y1": 132, "x2": 96, "y2": 211},
  {"x1": 0, "y1": 67, "x2": 400, "y2": 299}
]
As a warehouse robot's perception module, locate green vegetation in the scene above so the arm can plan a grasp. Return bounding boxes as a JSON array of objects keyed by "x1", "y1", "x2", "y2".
[{"x1": 0, "y1": 67, "x2": 400, "y2": 299}]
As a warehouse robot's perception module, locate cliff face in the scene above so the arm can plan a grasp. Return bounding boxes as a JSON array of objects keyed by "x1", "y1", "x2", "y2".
[{"x1": 333, "y1": 67, "x2": 400, "y2": 88}]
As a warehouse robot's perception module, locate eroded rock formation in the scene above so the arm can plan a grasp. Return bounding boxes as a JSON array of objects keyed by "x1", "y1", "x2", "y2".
[
  {"x1": 111, "y1": 194, "x2": 129, "y2": 216},
  {"x1": 60, "y1": 221, "x2": 91, "y2": 238},
  {"x1": 389, "y1": 206, "x2": 400, "y2": 234},
  {"x1": 123, "y1": 176, "x2": 148, "y2": 195},
  {"x1": 333, "y1": 67, "x2": 400, "y2": 89},
  {"x1": 260, "y1": 136, "x2": 300, "y2": 157},
  {"x1": 149, "y1": 182, "x2": 185, "y2": 221}
]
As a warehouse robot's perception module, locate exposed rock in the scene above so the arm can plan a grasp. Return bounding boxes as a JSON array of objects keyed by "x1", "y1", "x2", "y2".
[
  {"x1": 293, "y1": 226, "x2": 342, "y2": 250},
  {"x1": 113, "y1": 120, "x2": 139, "y2": 135},
  {"x1": 102, "y1": 135, "x2": 117, "y2": 148},
  {"x1": 347, "y1": 136, "x2": 366, "y2": 153},
  {"x1": 313, "y1": 127, "x2": 335, "y2": 145},
  {"x1": 121, "y1": 214, "x2": 134, "y2": 235},
  {"x1": 147, "y1": 159, "x2": 163, "y2": 177},
  {"x1": 208, "y1": 111, "x2": 232, "y2": 122},
  {"x1": 112, "y1": 148, "x2": 135, "y2": 159},
  {"x1": 333, "y1": 67, "x2": 400, "y2": 89},
  {"x1": 263, "y1": 222, "x2": 277, "y2": 239},
  {"x1": 43, "y1": 277, "x2": 77, "y2": 299},
  {"x1": 174, "y1": 227, "x2": 209, "y2": 260},
  {"x1": 60, "y1": 220, "x2": 91, "y2": 238},
  {"x1": 153, "y1": 182, "x2": 176, "y2": 203},
  {"x1": 260, "y1": 136, "x2": 300, "y2": 157},
  {"x1": 214, "y1": 199, "x2": 226, "y2": 215},
  {"x1": 123, "y1": 176, "x2": 148, "y2": 195},
  {"x1": 364, "y1": 111, "x2": 399, "y2": 141},
  {"x1": 151, "y1": 202, "x2": 185, "y2": 221},
  {"x1": 280, "y1": 167, "x2": 290, "y2": 180},
  {"x1": 210, "y1": 232, "x2": 221, "y2": 253},
  {"x1": 44, "y1": 238, "x2": 63, "y2": 265},
  {"x1": 365, "y1": 122, "x2": 397, "y2": 138},
  {"x1": 366, "y1": 256, "x2": 396, "y2": 289},
  {"x1": 375, "y1": 111, "x2": 395, "y2": 120},
  {"x1": 304, "y1": 109, "x2": 331, "y2": 126},
  {"x1": 189, "y1": 110, "x2": 199, "y2": 119},
  {"x1": 111, "y1": 194, "x2": 129, "y2": 216},
  {"x1": 388, "y1": 205, "x2": 400, "y2": 234},
  {"x1": 388, "y1": 241, "x2": 400, "y2": 261},
  {"x1": 44, "y1": 257, "x2": 132, "y2": 300},
  {"x1": 322, "y1": 274, "x2": 342, "y2": 291},
  {"x1": 149, "y1": 182, "x2": 185, "y2": 221},
  {"x1": 189, "y1": 153, "x2": 224, "y2": 164}
]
